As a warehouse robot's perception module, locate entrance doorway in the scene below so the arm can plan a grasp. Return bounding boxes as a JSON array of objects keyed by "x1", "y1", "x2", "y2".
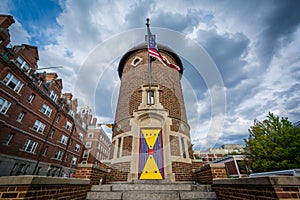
[{"x1": 138, "y1": 128, "x2": 164, "y2": 179}]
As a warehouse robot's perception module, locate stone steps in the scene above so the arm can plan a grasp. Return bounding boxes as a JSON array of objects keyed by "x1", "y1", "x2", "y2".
[{"x1": 86, "y1": 183, "x2": 217, "y2": 200}]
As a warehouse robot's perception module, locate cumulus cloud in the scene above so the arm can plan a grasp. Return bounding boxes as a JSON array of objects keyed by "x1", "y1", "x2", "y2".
[{"x1": 3, "y1": 0, "x2": 300, "y2": 149}]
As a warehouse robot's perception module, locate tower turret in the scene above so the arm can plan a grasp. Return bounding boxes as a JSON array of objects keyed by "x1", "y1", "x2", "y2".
[{"x1": 109, "y1": 25, "x2": 192, "y2": 182}]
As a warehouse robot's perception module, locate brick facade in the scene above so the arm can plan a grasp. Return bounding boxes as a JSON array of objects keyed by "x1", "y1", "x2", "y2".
[{"x1": 0, "y1": 14, "x2": 86, "y2": 177}]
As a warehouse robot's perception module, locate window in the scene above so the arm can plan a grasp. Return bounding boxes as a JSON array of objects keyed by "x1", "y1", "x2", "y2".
[
  {"x1": 4, "y1": 133, "x2": 14, "y2": 145},
  {"x1": 56, "y1": 114, "x2": 61, "y2": 123},
  {"x1": 23, "y1": 139, "x2": 38, "y2": 153},
  {"x1": 181, "y1": 137, "x2": 186, "y2": 158},
  {"x1": 79, "y1": 133, "x2": 83, "y2": 140},
  {"x1": 83, "y1": 150, "x2": 89, "y2": 158},
  {"x1": 60, "y1": 135, "x2": 68, "y2": 145},
  {"x1": 75, "y1": 144, "x2": 80, "y2": 152},
  {"x1": 41, "y1": 103, "x2": 52, "y2": 117},
  {"x1": 28, "y1": 93, "x2": 35, "y2": 103},
  {"x1": 71, "y1": 156, "x2": 77, "y2": 165},
  {"x1": 54, "y1": 150, "x2": 63, "y2": 160},
  {"x1": 66, "y1": 121, "x2": 72, "y2": 131},
  {"x1": 37, "y1": 79, "x2": 42, "y2": 87},
  {"x1": 0, "y1": 96, "x2": 11, "y2": 114},
  {"x1": 49, "y1": 129, "x2": 54, "y2": 138},
  {"x1": 131, "y1": 56, "x2": 142, "y2": 66},
  {"x1": 88, "y1": 133, "x2": 93, "y2": 138},
  {"x1": 117, "y1": 137, "x2": 122, "y2": 158},
  {"x1": 147, "y1": 90, "x2": 154, "y2": 105},
  {"x1": 16, "y1": 111, "x2": 25, "y2": 122},
  {"x1": 16, "y1": 56, "x2": 31, "y2": 73},
  {"x1": 32, "y1": 120, "x2": 46, "y2": 134},
  {"x1": 42, "y1": 146, "x2": 48, "y2": 156},
  {"x1": 85, "y1": 141, "x2": 91, "y2": 148},
  {"x1": 49, "y1": 90, "x2": 58, "y2": 101},
  {"x1": 3, "y1": 73, "x2": 24, "y2": 93}
]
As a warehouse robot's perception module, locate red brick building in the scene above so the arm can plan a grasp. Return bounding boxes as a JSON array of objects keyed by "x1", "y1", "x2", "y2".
[
  {"x1": 79, "y1": 106, "x2": 111, "y2": 165},
  {"x1": 0, "y1": 14, "x2": 86, "y2": 177}
]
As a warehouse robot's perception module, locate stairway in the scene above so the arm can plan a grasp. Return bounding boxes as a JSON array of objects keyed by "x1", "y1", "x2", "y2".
[{"x1": 86, "y1": 182, "x2": 217, "y2": 200}]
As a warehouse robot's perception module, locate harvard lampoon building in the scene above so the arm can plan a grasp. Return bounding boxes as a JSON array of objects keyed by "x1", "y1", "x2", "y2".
[{"x1": 108, "y1": 21, "x2": 196, "y2": 182}]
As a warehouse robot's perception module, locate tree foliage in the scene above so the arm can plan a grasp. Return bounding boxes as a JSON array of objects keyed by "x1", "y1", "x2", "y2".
[{"x1": 244, "y1": 112, "x2": 300, "y2": 173}]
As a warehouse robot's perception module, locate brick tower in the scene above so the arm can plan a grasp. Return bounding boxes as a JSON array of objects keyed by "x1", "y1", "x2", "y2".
[{"x1": 109, "y1": 20, "x2": 193, "y2": 182}]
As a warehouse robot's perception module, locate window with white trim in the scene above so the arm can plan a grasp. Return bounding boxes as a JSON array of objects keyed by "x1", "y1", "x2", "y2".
[
  {"x1": 32, "y1": 120, "x2": 46, "y2": 134},
  {"x1": 66, "y1": 121, "x2": 72, "y2": 131},
  {"x1": 16, "y1": 111, "x2": 25, "y2": 122},
  {"x1": 23, "y1": 139, "x2": 38, "y2": 153},
  {"x1": 54, "y1": 150, "x2": 63, "y2": 160},
  {"x1": 4, "y1": 133, "x2": 14, "y2": 145},
  {"x1": 75, "y1": 144, "x2": 80, "y2": 152},
  {"x1": 85, "y1": 141, "x2": 91, "y2": 148},
  {"x1": 0, "y1": 96, "x2": 11, "y2": 114},
  {"x1": 28, "y1": 93, "x2": 35, "y2": 103},
  {"x1": 42, "y1": 146, "x2": 48, "y2": 156},
  {"x1": 16, "y1": 56, "x2": 31, "y2": 73},
  {"x1": 131, "y1": 56, "x2": 142, "y2": 66},
  {"x1": 41, "y1": 103, "x2": 52, "y2": 117},
  {"x1": 49, "y1": 129, "x2": 55, "y2": 138},
  {"x1": 88, "y1": 133, "x2": 93, "y2": 138},
  {"x1": 83, "y1": 150, "x2": 89, "y2": 158},
  {"x1": 49, "y1": 90, "x2": 58, "y2": 101},
  {"x1": 60, "y1": 135, "x2": 68, "y2": 145},
  {"x1": 79, "y1": 133, "x2": 83, "y2": 140},
  {"x1": 3, "y1": 73, "x2": 24, "y2": 93},
  {"x1": 71, "y1": 156, "x2": 77, "y2": 165}
]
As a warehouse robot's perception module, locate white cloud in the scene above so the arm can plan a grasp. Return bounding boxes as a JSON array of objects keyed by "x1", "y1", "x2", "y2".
[{"x1": 4, "y1": 0, "x2": 300, "y2": 149}]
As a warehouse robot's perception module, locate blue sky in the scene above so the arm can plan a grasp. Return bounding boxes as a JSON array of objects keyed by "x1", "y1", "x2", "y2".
[{"x1": 1, "y1": 0, "x2": 300, "y2": 150}]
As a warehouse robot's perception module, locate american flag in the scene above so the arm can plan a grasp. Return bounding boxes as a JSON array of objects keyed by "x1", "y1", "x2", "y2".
[{"x1": 147, "y1": 27, "x2": 180, "y2": 72}]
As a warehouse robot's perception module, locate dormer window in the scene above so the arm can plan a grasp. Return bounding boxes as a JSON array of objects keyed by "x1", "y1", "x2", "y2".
[
  {"x1": 131, "y1": 56, "x2": 142, "y2": 66},
  {"x1": 147, "y1": 90, "x2": 155, "y2": 105},
  {"x1": 49, "y1": 90, "x2": 58, "y2": 101},
  {"x1": 16, "y1": 56, "x2": 31, "y2": 73}
]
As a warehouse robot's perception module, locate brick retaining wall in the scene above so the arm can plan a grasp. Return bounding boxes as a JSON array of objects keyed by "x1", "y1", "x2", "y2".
[
  {"x1": 0, "y1": 176, "x2": 90, "y2": 199},
  {"x1": 193, "y1": 163, "x2": 227, "y2": 184},
  {"x1": 213, "y1": 176, "x2": 300, "y2": 199},
  {"x1": 76, "y1": 163, "x2": 108, "y2": 185}
]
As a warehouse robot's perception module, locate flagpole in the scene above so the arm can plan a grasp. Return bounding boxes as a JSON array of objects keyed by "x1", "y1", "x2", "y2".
[{"x1": 146, "y1": 18, "x2": 152, "y2": 91}]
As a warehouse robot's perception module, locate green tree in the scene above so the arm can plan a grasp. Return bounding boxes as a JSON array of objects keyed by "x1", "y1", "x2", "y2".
[{"x1": 244, "y1": 112, "x2": 300, "y2": 173}]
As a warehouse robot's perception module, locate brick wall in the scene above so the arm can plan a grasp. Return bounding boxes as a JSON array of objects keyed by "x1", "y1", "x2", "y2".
[
  {"x1": 213, "y1": 176, "x2": 300, "y2": 200},
  {"x1": 76, "y1": 163, "x2": 108, "y2": 185},
  {"x1": 193, "y1": 163, "x2": 227, "y2": 184},
  {"x1": 172, "y1": 161, "x2": 193, "y2": 181},
  {"x1": 0, "y1": 176, "x2": 90, "y2": 200},
  {"x1": 106, "y1": 162, "x2": 130, "y2": 183}
]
